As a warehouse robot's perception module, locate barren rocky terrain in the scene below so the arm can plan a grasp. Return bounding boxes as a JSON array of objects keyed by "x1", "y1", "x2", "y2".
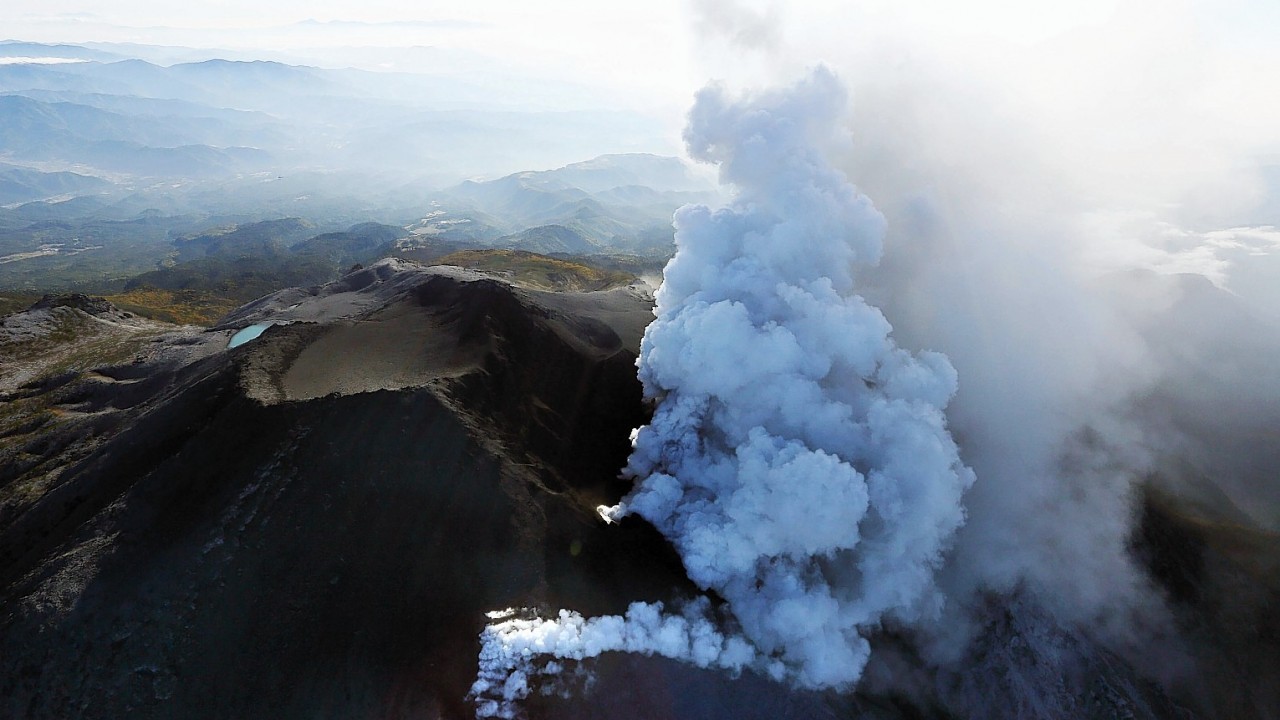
[{"x1": 1, "y1": 260, "x2": 1277, "y2": 720}]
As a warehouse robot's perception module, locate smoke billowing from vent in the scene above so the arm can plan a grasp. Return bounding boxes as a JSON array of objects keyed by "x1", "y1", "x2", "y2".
[
  {"x1": 472, "y1": 67, "x2": 975, "y2": 716},
  {"x1": 608, "y1": 66, "x2": 974, "y2": 684},
  {"x1": 472, "y1": 601, "x2": 756, "y2": 718}
]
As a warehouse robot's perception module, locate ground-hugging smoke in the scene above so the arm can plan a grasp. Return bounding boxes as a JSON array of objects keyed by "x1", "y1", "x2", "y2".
[
  {"x1": 471, "y1": 67, "x2": 975, "y2": 716},
  {"x1": 472, "y1": 601, "x2": 757, "y2": 719}
]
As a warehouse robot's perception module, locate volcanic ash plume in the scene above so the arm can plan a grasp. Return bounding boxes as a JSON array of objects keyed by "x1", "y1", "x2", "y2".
[{"x1": 472, "y1": 67, "x2": 975, "y2": 716}]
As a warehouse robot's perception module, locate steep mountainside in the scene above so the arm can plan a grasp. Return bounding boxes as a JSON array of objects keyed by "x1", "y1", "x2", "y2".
[
  {"x1": 0, "y1": 260, "x2": 732, "y2": 718},
  {"x1": 1, "y1": 261, "x2": 1275, "y2": 719}
]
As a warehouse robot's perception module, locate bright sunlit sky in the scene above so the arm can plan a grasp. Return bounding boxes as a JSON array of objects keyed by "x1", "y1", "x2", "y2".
[
  {"x1": 3, "y1": 1, "x2": 1276, "y2": 116},
  {"x1": 4, "y1": 1, "x2": 699, "y2": 117},
  {"x1": 5, "y1": 0, "x2": 1276, "y2": 116},
  {"x1": 0, "y1": 2, "x2": 1211, "y2": 103}
]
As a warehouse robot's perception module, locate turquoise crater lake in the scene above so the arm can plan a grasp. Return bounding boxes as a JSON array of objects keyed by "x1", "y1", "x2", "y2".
[{"x1": 228, "y1": 323, "x2": 274, "y2": 349}]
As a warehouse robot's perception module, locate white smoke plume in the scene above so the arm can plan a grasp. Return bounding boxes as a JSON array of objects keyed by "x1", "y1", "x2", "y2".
[
  {"x1": 472, "y1": 67, "x2": 975, "y2": 716},
  {"x1": 608, "y1": 66, "x2": 975, "y2": 683},
  {"x1": 675, "y1": 1, "x2": 1280, "y2": 694},
  {"x1": 476, "y1": 5, "x2": 1280, "y2": 716},
  {"x1": 472, "y1": 601, "x2": 756, "y2": 718}
]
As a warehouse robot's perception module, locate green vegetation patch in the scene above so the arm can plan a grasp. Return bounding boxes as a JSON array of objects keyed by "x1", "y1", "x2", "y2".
[
  {"x1": 0, "y1": 291, "x2": 39, "y2": 316},
  {"x1": 433, "y1": 249, "x2": 635, "y2": 291},
  {"x1": 105, "y1": 288, "x2": 238, "y2": 326}
]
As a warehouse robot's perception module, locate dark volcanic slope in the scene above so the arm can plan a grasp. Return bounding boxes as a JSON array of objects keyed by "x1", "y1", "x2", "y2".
[
  {"x1": 3, "y1": 260, "x2": 1268, "y2": 719},
  {"x1": 0, "y1": 261, "x2": 679, "y2": 718}
]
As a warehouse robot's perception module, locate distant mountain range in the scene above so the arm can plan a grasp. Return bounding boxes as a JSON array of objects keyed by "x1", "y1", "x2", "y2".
[
  {"x1": 0, "y1": 41, "x2": 125, "y2": 63},
  {"x1": 0, "y1": 150, "x2": 710, "y2": 293},
  {"x1": 427, "y1": 154, "x2": 718, "y2": 256},
  {"x1": 0, "y1": 41, "x2": 710, "y2": 293},
  {"x1": 0, "y1": 41, "x2": 676, "y2": 182},
  {"x1": 0, "y1": 163, "x2": 108, "y2": 205},
  {"x1": 123, "y1": 220, "x2": 404, "y2": 301}
]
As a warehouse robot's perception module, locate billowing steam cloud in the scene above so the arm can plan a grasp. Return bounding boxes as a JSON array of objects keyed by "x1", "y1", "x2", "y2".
[
  {"x1": 610, "y1": 66, "x2": 975, "y2": 683},
  {"x1": 472, "y1": 67, "x2": 974, "y2": 716}
]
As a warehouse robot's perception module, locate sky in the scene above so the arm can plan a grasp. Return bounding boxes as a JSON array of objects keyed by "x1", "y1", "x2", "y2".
[
  {"x1": 6, "y1": 1, "x2": 1276, "y2": 128},
  {"x1": 6, "y1": 0, "x2": 1252, "y2": 115},
  {"x1": 0, "y1": 1, "x2": 701, "y2": 117}
]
